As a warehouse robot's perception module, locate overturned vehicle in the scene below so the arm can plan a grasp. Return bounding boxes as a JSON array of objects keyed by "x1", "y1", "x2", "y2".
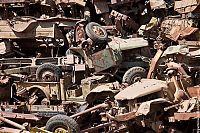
[{"x1": 0, "y1": 19, "x2": 123, "y2": 104}]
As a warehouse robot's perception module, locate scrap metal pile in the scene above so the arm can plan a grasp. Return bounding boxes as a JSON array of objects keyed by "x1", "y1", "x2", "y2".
[{"x1": 0, "y1": 0, "x2": 200, "y2": 133}]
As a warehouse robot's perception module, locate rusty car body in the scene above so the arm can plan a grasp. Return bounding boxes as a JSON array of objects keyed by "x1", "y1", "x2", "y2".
[{"x1": 1, "y1": 0, "x2": 200, "y2": 132}]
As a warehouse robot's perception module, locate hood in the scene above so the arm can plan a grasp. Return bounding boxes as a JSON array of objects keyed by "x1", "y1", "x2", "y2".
[
  {"x1": 86, "y1": 82, "x2": 120, "y2": 104},
  {"x1": 108, "y1": 37, "x2": 148, "y2": 51},
  {"x1": 115, "y1": 79, "x2": 168, "y2": 100}
]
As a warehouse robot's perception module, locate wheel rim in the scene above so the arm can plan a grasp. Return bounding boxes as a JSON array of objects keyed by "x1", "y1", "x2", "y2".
[
  {"x1": 41, "y1": 71, "x2": 56, "y2": 81},
  {"x1": 92, "y1": 25, "x2": 105, "y2": 37},
  {"x1": 54, "y1": 127, "x2": 72, "y2": 133},
  {"x1": 131, "y1": 75, "x2": 141, "y2": 83}
]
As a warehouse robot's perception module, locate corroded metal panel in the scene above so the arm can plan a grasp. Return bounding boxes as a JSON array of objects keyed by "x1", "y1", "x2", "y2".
[
  {"x1": 115, "y1": 79, "x2": 168, "y2": 100},
  {"x1": 0, "y1": 0, "x2": 28, "y2": 3},
  {"x1": 91, "y1": 48, "x2": 118, "y2": 72},
  {"x1": 174, "y1": 0, "x2": 200, "y2": 14}
]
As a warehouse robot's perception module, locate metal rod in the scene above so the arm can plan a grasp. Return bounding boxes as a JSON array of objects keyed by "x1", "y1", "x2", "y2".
[
  {"x1": 80, "y1": 121, "x2": 115, "y2": 133},
  {"x1": 71, "y1": 103, "x2": 109, "y2": 118},
  {"x1": 0, "y1": 116, "x2": 26, "y2": 130}
]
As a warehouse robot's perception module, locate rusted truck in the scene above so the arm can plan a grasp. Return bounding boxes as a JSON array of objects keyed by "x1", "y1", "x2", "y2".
[
  {"x1": 0, "y1": 16, "x2": 122, "y2": 103},
  {"x1": 42, "y1": 61, "x2": 200, "y2": 133},
  {"x1": 0, "y1": 15, "x2": 153, "y2": 105}
]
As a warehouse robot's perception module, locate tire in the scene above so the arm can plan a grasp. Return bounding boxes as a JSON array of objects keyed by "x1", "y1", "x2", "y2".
[
  {"x1": 85, "y1": 22, "x2": 108, "y2": 43},
  {"x1": 45, "y1": 115, "x2": 80, "y2": 133},
  {"x1": 122, "y1": 67, "x2": 146, "y2": 85},
  {"x1": 36, "y1": 63, "x2": 62, "y2": 82}
]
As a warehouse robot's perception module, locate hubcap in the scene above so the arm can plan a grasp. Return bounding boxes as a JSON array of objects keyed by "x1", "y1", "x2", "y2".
[
  {"x1": 42, "y1": 71, "x2": 55, "y2": 81},
  {"x1": 131, "y1": 76, "x2": 141, "y2": 83},
  {"x1": 92, "y1": 26, "x2": 105, "y2": 37},
  {"x1": 54, "y1": 127, "x2": 72, "y2": 133}
]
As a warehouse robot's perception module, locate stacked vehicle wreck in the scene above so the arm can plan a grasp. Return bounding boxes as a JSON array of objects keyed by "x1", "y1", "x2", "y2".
[{"x1": 0, "y1": 0, "x2": 200, "y2": 133}]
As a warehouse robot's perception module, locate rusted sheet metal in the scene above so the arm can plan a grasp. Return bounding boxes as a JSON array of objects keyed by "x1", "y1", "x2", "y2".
[
  {"x1": 14, "y1": 81, "x2": 63, "y2": 101},
  {"x1": 162, "y1": 45, "x2": 189, "y2": 56},
  {"x1": 0, "y1": 17, "x2": 78, "y2": 39},
  {"x1": 115, "y1": 111, "x2": 136, "y2": 121},
  {"x1": 115, "y1": 79, "x2": 168, "y2": 100},
  {"x1": 0, "y1": 56, "x2": 75, "y2": 66},
  {"x1": 81, "y1": 75, "x2": 107, "y2": 99},
  {"x1": 169, "y1": 27, "x2": 198, "y2": 41},
  {"x1": 0, "y1": 111, "x2": 40, "y2": 121},
  {"x1": 174, "y1": 112, "x2": 200, "y2": 120},
  {"x1": 110, "y1": 10, "x2": 139, "y2": 33},
  {"x1": 161, "y1": 18, "x2": 195, "y2": 41},
  {"x1": 0, "y1": 116, "x2": 26, "y2": 130},
  {"x1": 174, "y1": 0, "x2": 200, "y2": 14},
  {"x1": 147, "y1": 49, "x2": 163, "y2": 79},
  {"x1": 0, "y1": 0, "x2": 28, "y2": 3},
  {"x1": 150, "y1": 0, "x2": 166, "y2": 9},
  {"x1": 55, "y1": 0, "x2": 85, "y2": 6},
  {"x1": 178, "y1": 41, "x2": 200, "y2": 47},
  {"x1": 27, "y1": 105, "x2": 65, "y2": 112},
  {"x1": 0, "y1": 20, "x2": 62, "y2": 39},
  {"x1": 0, "y1": 66, "x2": 31, "y2": 75},
  {"x1": 38, "y1": 16, "x2": 80, "y2": 25},
  {"x1": 108, "y1": 37, "x2": 148, "y2": 51},
  {"x1": 187, "y1": 86, "x2": 200, "y2": 99},
  {"x1": 88, "y1": 82, "x2": 119, "y2": 93},
  {"x1": 91, "y1": 48, "x2": 119, "y2": 72},
  {"x1": 161, "y1": 18, "x2": 194, "y2": 30},
  {"x1": 0, "y1": 127, "x2": 29, "y2": 133},
  {"x1": 106, "y1": 111, "x2": 136, "y2": 122},
  {"x1": 86, "y1": 82, "x2": 120, "y2": 103},
  {"x1": 9, "y1": 19, "x2": 37, "y2": 33},
  {"x1": 136, "y1": 98, "x2": 171, "y2": 116},
  {"x1": 166, "y1": 62, "x2": 187, "y2": 76}
]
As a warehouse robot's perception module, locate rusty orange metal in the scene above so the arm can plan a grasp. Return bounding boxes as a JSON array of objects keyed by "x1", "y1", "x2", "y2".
[
  {"x1": 0, "y1": 111, "x2": 40, "y2": 121},
  {"x1": 174, "y1": 0, "x2": 200, "y2": 14},
  {"x1": 174, "y1": 112, "x2": 200, "y2": 120},
  {"x1": 187, "y1": 86, "x2": 200, "y2": 99},
  {"x1": 0, "y1": 0, "x2": 28, "y2": 3}
]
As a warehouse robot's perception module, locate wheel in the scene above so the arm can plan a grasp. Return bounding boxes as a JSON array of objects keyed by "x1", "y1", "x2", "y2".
[
  {"x1": 36, "y1": 63, "x2": 62, "y2": 82},
  {"x1": 45, "y1": 115, "x2": 80, "y2": 133},
  {"x1": 28, "y1": 88, "x2": 47, "y2": 105},
  {"x1": 85, "y1": 22, "x2": 108, "y2": 43},
  {"x1": 122, "y1": 67, "x2": 146, "y2": 85}
]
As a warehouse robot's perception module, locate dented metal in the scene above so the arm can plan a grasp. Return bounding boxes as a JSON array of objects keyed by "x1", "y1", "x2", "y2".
[{"x1": 0, "y1": 0, "x2": 200, "y2": 132}]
